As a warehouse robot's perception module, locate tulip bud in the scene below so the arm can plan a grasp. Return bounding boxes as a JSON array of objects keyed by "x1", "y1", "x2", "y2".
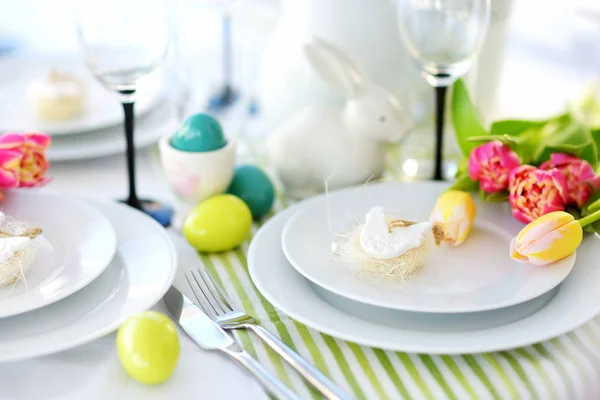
[
  {"x1": 430, "y1": 190, "x2": 476, "y2": 246},
  {"x1": 510, "y1": 211, "x2": 582, "y2": 265}
]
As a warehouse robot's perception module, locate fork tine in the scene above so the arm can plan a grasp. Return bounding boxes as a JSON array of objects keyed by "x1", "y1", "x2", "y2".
[
  {"x1": 199, "y1": 267, "x2": 234, "y2": 312},
  {"x1": 196, "y1": 268, "x2": 227, "y2": 315},
  {"x1": 192, "y1": 269, "x2": 230, "y2": 317},
  {"x1": 185, "y1": 271, "x2": 218, "y2": 319}
]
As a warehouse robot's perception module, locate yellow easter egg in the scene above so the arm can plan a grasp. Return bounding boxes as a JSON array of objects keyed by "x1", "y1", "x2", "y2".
[
  {"x1": 116, "y1": 311, "x2": 180, "y2": 385},
  {"x1": 183, "y1": 194, "x2": 252, "y2": 252}
]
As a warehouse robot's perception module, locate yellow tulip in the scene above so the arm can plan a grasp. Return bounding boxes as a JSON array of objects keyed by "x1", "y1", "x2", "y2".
[
  {"x1": 510, "y1": 211, "x2": 583, "y2": 266},
  {"x1": 430, "y1": 190, "x2": 477, "y2": 246}
]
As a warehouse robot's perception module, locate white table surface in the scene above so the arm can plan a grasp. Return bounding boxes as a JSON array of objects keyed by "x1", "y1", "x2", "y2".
[
  {"x1": 1, "y1": 1, "x2": 600, "y2": 398},
  {"x1": 0, "y1": 149, "x2": 269, "y2": 400}
]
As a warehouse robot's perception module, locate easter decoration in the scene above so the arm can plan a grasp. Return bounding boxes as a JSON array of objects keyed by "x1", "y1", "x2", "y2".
[
  {"x1": 266, "y1": 36, "x2": 412, "y2": 199},
  {"x1": 183, "y1": 194, "x2": 253, "y2": 253},
  {"x1": 117, "y1": 311, "x2": 180, "y2": 385},
  {"x1": 27, "y1": 69, "x2": 87, "y2": 122},
  {"x1": 332, "y1": 207, "x2": 446, "y2": 282},
  {"x1": 448, "y1": 78, "x2": 600, "y2": 265},
  {"x1": 226, "y1": 164, "x2": 275, "y2": 220},
  {"x1": 330, "y1": 189, "x2": 477, "y2": 283},
  {"x1": 0, "y1": 132, "x2": 51, "y2": 286},
  {"x1": 159, "y1": 113, "x2": 237, "y2": 228},
  {"x1": 0, "y1": 213, "x2": 42, "y2": 287},
  {"x1": 160, "y1": 112, "x2": 275, "y2": 252}
]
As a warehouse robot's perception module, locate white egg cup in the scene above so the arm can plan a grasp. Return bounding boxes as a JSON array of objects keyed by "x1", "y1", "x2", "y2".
[{"x1": 158, "y1": 135, "x2": 236, "y2": 229}]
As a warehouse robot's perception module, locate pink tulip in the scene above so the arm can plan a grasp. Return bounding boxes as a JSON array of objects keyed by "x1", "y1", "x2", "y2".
[
  {"x1": 540, "y1": 153, "x2": 600, "y2": 208},
  {"x1": 468, "y1": 140, "x2": 521, "y2": 193},
  {"x1": 0, "y1": 132, "x2": 51, "y2": 188},
  {"x1": 509, "y1": 165, "x2": 568, "y2": 223},
  {"x1": 0, "y1": 149, "x2": 24, "y2": 188}
]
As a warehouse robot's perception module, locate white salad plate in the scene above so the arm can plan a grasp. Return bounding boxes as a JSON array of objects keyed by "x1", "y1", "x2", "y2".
[
  {"x1": 0, "y1": 191, "x2": 117, "y2": 319},
  {"x1": 250, "y1": 205, "x2": 600, "y2": 354},
  {"x1": 0, "y1": 54, "x2": 161, "y2": 135},
  {"x1": 282, "y1": 182, "x2": 575, "y2": 313},
  {"x1": 0, "y1": 198, "x2": 177, "y2": 362}
]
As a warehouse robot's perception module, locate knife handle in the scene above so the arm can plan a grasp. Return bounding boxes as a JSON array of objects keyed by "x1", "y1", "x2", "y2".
[
  {"x1": 225, "y1": 348, "x2": 302, "y2": 400},
  {"x1": 249, "y1": 325, "x2": 353, "y2": 400}
]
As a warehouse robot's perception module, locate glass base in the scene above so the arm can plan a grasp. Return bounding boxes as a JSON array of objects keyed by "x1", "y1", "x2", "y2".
[{"x1": 118, "y1": 198, "x2": 174, "y2": 227}]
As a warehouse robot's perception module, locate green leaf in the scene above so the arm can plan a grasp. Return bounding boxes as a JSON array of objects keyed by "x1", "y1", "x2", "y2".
[
  {"x1": 466, "y1": 134, "x2": 520, "y2": 144},
  {"x1": 448, "y1": 169, "x2": 479, "y2": 192},
  {"x1": 490, "y1": 119, "x2": 549, "y2": 136},
  {"x1": 566, "y1": 207, "x2": 582, "y2": 220},
  {"x1": 483, "y1": 191, "x2": 510, "y2": 202},
  {"x1": 451, "y1": 78, "x2": 488, "y2": 157},
  {"x1": 532, "y1": 118, "x2": 598, "y2": 167}
]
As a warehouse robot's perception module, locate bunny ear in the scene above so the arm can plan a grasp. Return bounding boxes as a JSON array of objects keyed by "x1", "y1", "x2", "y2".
[{"x1": 303, "y1": 37, "x2": 366, "y2": 98}]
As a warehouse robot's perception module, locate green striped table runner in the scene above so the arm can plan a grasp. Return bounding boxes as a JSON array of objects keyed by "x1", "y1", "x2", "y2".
[{"x1": 191, "y1": 141, "x2": 600, "y2": 400}]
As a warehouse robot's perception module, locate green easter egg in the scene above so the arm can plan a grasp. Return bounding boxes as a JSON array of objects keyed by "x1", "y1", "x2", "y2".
[
  {"x1": 171, "y1": 113, "x2": 227, "y2": 152},
  {"x1": 116, "y1": 311, "x2": 180, "y2": 385},
  {"x1": 183, "y1": 194, "x2": 252, "y2": 252},
  {"x1": 227, "y1": 165, "x2": 275, "y2": 220}
]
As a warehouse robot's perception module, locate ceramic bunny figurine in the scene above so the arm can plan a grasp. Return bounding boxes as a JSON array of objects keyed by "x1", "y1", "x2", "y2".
[{"x1": 266, "y1": 37, "x2": 412, "y2": 199}]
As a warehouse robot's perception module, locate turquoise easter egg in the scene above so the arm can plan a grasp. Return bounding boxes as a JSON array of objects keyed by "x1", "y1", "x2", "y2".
[
  {"x1": 227, "y1": 165, "x2": 275, "y2": 220},
  {"x1": 170, "y1": 113, "x2": 227, "y2": 152}
]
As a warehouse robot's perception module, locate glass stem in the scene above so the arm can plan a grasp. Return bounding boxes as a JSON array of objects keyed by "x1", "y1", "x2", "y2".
[
  {"x1": 434, "y1": 85, "x2": 448, "y2": 181},
  {"x1": 122, "y1": 101, "x2": 142, "y2": 210}
]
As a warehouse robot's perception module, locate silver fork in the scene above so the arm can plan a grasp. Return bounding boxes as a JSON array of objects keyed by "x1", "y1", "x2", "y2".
[{"x1": 189, "y1": 268, "x2": 354, "y2": 400}]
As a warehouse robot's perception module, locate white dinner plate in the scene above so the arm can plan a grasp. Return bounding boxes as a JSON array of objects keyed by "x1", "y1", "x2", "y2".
[
  {"x1": 46, "y1": 101, "x2": 178, "y2": 162},
  {"x1": 0, "y1": 54, "x2": 161, "y2": 135},
  {"x1": 0, "y1": 198, "x2": 177, "y2": 362},
  {"x1": 0, "y1": 191, "x2": 117, "y2": 318},
  {"x1": 249, "y1": 205, "x2": 600, "y2": 354},
  {"x1": 282, "y1": 182, "x2": 575, "y2": 313}
]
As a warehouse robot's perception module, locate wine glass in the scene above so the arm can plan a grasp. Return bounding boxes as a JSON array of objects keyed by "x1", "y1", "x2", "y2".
[
  {"x1": 75, "y1": 0, "x2": 173, "y2": 225},
  {"x1": 396, "y1": 0, "x2": 490, "y2": 180}
]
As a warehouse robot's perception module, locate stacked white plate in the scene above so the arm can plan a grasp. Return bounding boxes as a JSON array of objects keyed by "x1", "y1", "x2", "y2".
[
  {"x1": 248, "y1": 182, "x2": 600, "y2": 354},
  {"x1": 0, "y1": 54, "x2": 177, "y2": 162},
  {"x1": 0, "y1": 190, "x2": 177, "y2": 362}
]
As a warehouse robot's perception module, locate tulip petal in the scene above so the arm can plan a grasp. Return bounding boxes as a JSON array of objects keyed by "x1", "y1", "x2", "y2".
[
  {"x1": 510, "y1": 237, "x2": 529, "y2": 262},
  {"x1": 24, "y1": 132, "x2": 51, "y2": 150},
  {"x1": 0, "y1": 167, "x2": 19, "y2": 188},
  {"x1": 0, "y1": 133, "x2": 25, "y2": 150},
  {"x1": 517, "y1": 211, "x2": 572, "y2": 249},
  {"x1": 0, "y1": 149, "x2": 23, "y2": 168}
]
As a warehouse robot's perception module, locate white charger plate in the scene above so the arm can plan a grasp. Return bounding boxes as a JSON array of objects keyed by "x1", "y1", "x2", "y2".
[
  {"x1": 0, "y1": 54, "x2": 161, "y2": 135},
  {"x1": 0, "y1": 198, "x2": 177, "y2": 362},
  {"x1": 282, "y1": 182, "x2": 575, "y2": 313},
  {"x1": 0, "y1": 191, "x2": 117, "y2": 318},
  {"x1": 250, "y1": 205, "x2": 600, "y2": 354}
]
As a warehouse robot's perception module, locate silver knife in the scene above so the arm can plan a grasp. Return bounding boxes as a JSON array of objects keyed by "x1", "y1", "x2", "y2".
[{"x1": 163, "y1": 286, "x2": 302, "y2": 400}]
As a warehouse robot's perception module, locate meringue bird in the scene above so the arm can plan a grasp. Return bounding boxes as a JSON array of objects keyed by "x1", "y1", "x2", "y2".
[
  {"x1": 0, "y1": 212, "x2": 41, "y2": 286},
  {"x1": 333, "y1": 207, "x2": 442, "y2": 282}
]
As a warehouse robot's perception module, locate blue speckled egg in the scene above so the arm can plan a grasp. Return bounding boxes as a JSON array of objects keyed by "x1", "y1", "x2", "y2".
[
  {"x1": 226, "y1": 165, "x2": 275, "y2": 220},
  {"x1": 170, "y1": 113, "x2": 227, "y2": 152}
]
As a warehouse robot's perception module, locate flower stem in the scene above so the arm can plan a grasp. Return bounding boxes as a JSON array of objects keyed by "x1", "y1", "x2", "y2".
[
  {"x1": 588, "y1": 198, "x2": 600, "y2": 213},
  {"x1": 579, "y1": 209, "x2": 600, "y2": 227}
]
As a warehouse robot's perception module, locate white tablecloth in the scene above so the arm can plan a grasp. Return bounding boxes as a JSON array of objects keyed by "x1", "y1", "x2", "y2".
[{"x1": 0, "y1": 149, "x2": 269, "y2": 400}]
